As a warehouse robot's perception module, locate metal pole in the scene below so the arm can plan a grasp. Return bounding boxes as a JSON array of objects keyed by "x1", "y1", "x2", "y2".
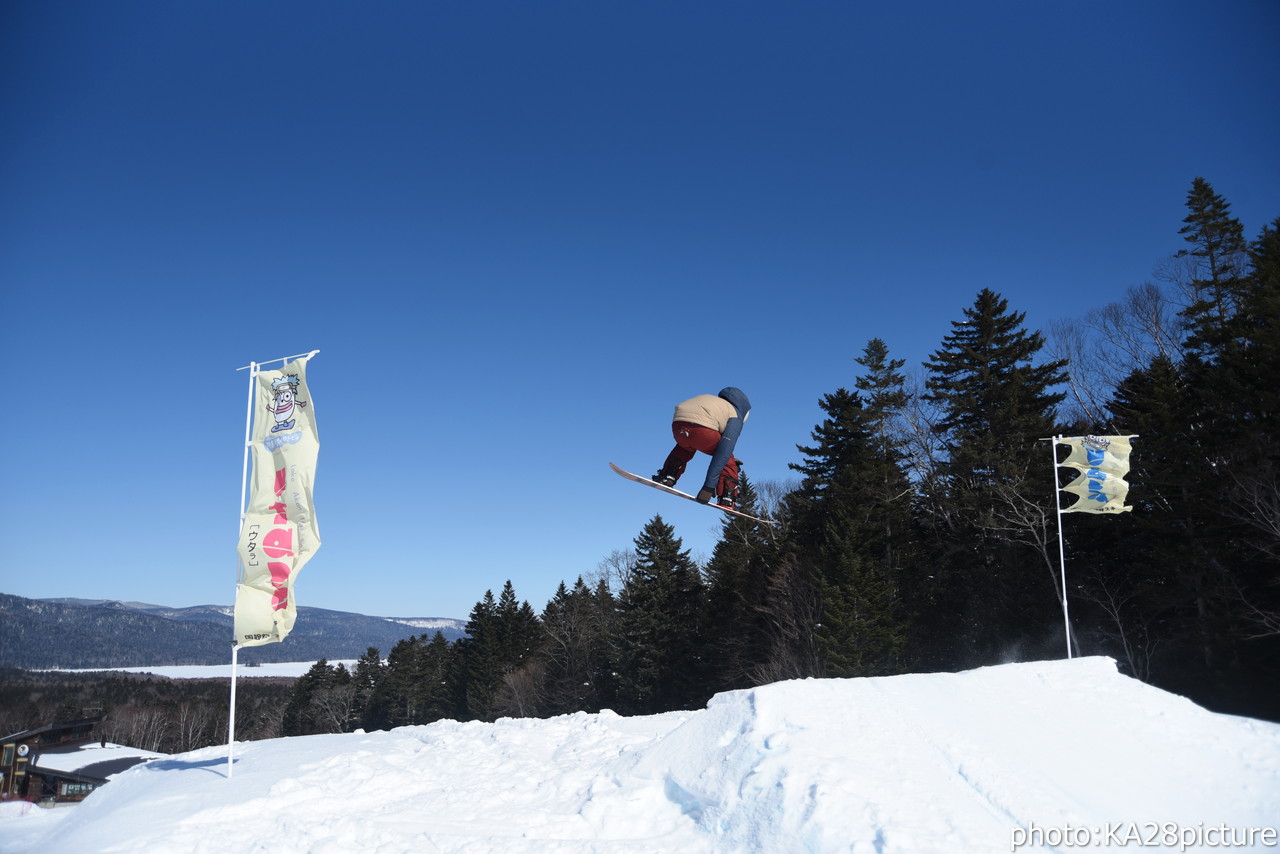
[
  {"x1": 1051, "y1": 435, "x2": 1072, "y2": 658},
  {"x1": 227, "y1": 360, "x2": 257, "y2": 778},
  {"x1": 227, "y1": 351, "x2": 317, "y2": 778}
]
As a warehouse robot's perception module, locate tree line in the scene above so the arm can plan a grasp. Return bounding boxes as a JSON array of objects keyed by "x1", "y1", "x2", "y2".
[
  {"x1": 0, "y1": 670, "x2": 292, "y2": 755},
  {"x1": 280, "y1": 177, "x2": 1280, "y2": 733},
  {"x1": 6, "y1": 178, "x2": 1273, "y2": 751}
]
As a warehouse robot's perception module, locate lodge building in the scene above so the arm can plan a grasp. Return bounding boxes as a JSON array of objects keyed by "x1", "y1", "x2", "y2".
[{"x1": 1, "y1": 715, "x2": 166, "y2": 805}]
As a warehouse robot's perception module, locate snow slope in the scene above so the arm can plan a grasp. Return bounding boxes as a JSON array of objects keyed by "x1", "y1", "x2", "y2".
[{"x1": 3, "y1": 657, "x2": 1277, "y2": 853}]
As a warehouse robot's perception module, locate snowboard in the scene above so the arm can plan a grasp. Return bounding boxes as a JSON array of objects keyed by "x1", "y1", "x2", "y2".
[{"x1": 609, "y1": 463, "x2": 778, "y2": 526}]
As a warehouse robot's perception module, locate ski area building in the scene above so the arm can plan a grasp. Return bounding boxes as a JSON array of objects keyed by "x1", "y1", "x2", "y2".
[{"x1": 1, "y1": 716, "x2": 166, "y2": 805}]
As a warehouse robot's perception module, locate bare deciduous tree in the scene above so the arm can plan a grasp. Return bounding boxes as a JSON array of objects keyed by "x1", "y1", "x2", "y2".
[
  {"x1": 496, "y1": 659, "x2": 547, "y2": 718},
  {"x1": 173, "y1": 701, "x2": 215, "y2": 753},
  {"x1": 310, "y1": 683, "x2": 358, "y2": 733},
  {"x1": 1050, "y1": 281, "x2": 1182, "y2": 426},
  {"x1": 1076, "y1": 569, "x2": 1165, "y2": 681},
  {"x1": 589, "y1": 549, "x2": 637, "y2": 594},
  {"x1": 750, "y1": 554, "x2": 821, "y2": 684}
]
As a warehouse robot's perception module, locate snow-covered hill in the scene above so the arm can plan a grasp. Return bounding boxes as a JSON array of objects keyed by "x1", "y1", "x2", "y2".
[{"x1": 3, "y1": 657, "x2": 1277, "y2": 853}]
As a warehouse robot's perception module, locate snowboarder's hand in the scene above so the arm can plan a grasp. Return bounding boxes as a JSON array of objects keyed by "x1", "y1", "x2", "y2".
[{"x1": 696, "y1": 488, "x2": 714, "y2": 504}]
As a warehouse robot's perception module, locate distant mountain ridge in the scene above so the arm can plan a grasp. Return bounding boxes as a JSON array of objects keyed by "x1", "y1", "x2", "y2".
[{"x1": 0, "y1": 593, "x2": 467, "y2": 670}]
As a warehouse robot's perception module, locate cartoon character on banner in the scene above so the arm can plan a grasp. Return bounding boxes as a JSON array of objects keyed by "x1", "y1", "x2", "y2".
[{"x1": 268, "y1": 374, "x2": 307, "y2": 433}]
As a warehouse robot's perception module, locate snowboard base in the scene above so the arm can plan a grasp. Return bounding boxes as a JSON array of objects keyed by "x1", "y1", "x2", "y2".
[{"x1": 609, "y1": 463, "x2": 778, "y2": 526}]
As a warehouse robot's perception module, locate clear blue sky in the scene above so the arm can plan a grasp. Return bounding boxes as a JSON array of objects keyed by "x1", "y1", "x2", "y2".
[{"x1": 2, "y1": 1, "x2": 1277, "y2": 622}]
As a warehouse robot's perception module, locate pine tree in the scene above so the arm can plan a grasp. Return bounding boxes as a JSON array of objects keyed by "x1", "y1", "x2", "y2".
[
  {"x1": 369, "y1": 637, "x2": 420, "y2": 727},
  {"x1": 788, "y1": 381, "x2": 906, "y2": 677},
  {"x1": 495, "y1": 580, "x2": 544, "y2": 673},
  {"x1": 281, "y1": 659, "x2": 339, "y2": 735},
  {"x1": 854, "y1": 338, "x2": 913, "y2": 573},
  {"x1": 1099, "y1": 352, "x2": 1243, "y2": 693},
  {"x1": 490, "y1": 580, "x2": 546, "y2": 718},
  {"x1": 613, "y1": 516, "x2": 707, "y2": 714},
  {"x1": 703, "y1": 473, "x2": 783, "y2": 689},
  {"x1": 921, "y1": 289, "x2": 1068, "y2": 664},
  {"x1": 924, "y1": 289, "x2": 1067, "y2": 489},
  {"x1": 352, "y1": 647, "x2": 385, "y2": 730},
  {"x1": 539, "y1": 577, "x2": 614, "y2": 713},
  {"x1": 370, "y1": 635, "x2": 453, "y2": 727},
  {"x1": 1176, "y1": 178, "x2": 1250, "y2": 361},
  {"x1": 1224, "y1": 218, "x2": 1280, "y2": 563},
  {"x1": 452, "y1": 590, "x2": 504, "y2": 721},
  {"x1": 417, "y1": 632, "x2": 455, "y2": 723},
  {"x1": 1111, "y1": 187, "x2": 1280, "y2": 705}
]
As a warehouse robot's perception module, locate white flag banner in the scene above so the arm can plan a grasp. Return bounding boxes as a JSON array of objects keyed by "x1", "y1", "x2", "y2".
[
  {"x1": 233, "y1": 357, "x2": 322, "y2": 647},
  {"x1": 1058, "y1": 435, "x2": 1136, "y2": 514}
]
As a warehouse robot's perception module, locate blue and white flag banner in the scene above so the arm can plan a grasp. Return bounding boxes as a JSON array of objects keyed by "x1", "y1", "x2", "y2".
[{"x1": 1058, "y1": 435, "x2": 1136, "y2": 514}]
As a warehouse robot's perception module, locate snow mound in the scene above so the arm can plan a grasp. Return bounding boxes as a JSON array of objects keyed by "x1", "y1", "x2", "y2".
[{"x1": 4, "y1": 657, "x2": 1277, "y2": 853}]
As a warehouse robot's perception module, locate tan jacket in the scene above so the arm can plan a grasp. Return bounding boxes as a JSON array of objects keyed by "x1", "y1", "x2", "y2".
[{"x1": 673, "y1": 394, "x2": 739, "y2": 433}]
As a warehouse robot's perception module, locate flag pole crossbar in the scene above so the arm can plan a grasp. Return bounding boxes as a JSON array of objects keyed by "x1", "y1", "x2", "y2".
[{"x1": 236, "y1": 350, "x2": 320, "y2": 372}]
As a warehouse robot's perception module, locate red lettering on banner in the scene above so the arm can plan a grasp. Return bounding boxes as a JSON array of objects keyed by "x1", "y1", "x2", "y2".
[
  {"x1": 269, "y1": 562, "x2": 291, "y2": 586},
  {"x1": 263, "y1": 529, "x2": 294, "y2": 558},
  {"x1": 269, "y1": 560, "x2": 291, "y2": 611},
  {"x1": 266, "y1": 466, "x2": 294, "y2": 610}
]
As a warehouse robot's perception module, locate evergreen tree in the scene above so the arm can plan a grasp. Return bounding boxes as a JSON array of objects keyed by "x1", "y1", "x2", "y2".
[
  {"x1": 1176, "y1": 177, "x2": 1250, "y2": 361},
  {"x1": 853, "y1": 338, "x2": 914, "y2": 573},
  {"x1": 921, "y1": 289, "x2": 1068, "y2": 664},
  {"x1": 613, "y1": 516, "x2": 707, "y2": 714},
  {"x1": 703, "y1": 473, "x2": 783, "y2": 689},
  {"x1": 924, "y1": 289, "x2": 1067, "y2": 489},
  {"x1": 281, "y1": 659, "x2": 338, "y2": 735},
  {"x1": 446, "y1": 583, "x2": 546, "y2": 721},
  {"x1": 369, "y1": 637, "x2": 428, "y2": 727},
  {"x1": 490, "y1": 580, "x2": 546, "y2": 718},
  {"x1": 789, "y1": 381, "x2": 906, "y2": 677},
  {"x1": 451, "y1": 590, "x2": 504, "y2": 721},
  {"x1": 590, "y1": 577, "x2": 620, "y2": 709},
  {"x1": 416, "y1": 632, "x2": 455, "y2": 723},
  {"x1": 352, "y1": 646, "x2": 386, "y2": 730},
  {"x1": 1078, "y1": 187, "x2": 1280, "y2": 719},
  {"x1": 495, "y1": 580, "x2": 544, "y2": 673},
  {"x1": 539, "y1": 577, "x2": 614, "y2": 713},
  {"x1": 374, "y1": 636, "x2": 422, "y2": 727},
  {"x1": 1170, "y1": 181, "x2": 1261, "y2": 612},
  {"x1": 1215, "y1": 216, "x2": 1280, "y2": 560}
]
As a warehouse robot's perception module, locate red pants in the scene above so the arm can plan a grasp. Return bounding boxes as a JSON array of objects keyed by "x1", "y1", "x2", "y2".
[{"x1": 662, "y1": 421, "x2": 739, "y2": 496}]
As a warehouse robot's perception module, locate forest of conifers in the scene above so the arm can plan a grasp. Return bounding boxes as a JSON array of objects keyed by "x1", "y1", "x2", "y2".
[
  {"x1": 7, "y1": 178, "x2": 1277, "y2": 754},
  {"x1": 279, "y1": 177, "x2": 1279, "y2": 734}
]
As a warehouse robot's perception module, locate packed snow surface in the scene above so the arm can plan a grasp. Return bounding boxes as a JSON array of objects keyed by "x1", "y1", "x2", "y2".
[{"x1": 3, "y1": 657, "x2": 1277, "y2": 853}]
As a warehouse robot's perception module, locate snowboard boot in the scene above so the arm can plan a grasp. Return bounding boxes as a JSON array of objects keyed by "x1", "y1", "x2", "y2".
[
  {"x1": 717, "y1": 464, "x2": 740, "y2": 509},
  {"x1": 653, "y1": 471, "x2": 678, "y2": 488}
]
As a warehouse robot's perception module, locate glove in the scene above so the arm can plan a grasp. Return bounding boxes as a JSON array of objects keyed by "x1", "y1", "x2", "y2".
[{"x1": 696, "y1": 488, "x2": 714, "y2": 504}]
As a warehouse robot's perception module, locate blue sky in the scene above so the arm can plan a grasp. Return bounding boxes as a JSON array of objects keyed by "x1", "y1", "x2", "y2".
[{"x1": 2, "y1": 1, "x2": 1277, "y2": 622}]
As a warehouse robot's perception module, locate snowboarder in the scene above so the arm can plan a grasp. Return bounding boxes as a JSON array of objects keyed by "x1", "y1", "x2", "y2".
[{"x1": 653, "y1": 387, "x2": 751, "y2": 509}]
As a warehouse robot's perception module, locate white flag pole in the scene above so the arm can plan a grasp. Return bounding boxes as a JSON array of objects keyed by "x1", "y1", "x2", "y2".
[
  {"x1": 227, "y1": 360, "x2": 257, "y2": 778},
  {"x1": 1051, "y1": 436, "x2": 1072, "y2": 659},
  {"x1": 227, "y1": 351, "x2": 319, "y2": 778}
]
